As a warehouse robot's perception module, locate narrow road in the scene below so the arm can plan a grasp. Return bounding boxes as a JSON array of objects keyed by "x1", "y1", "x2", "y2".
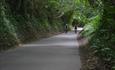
[{"x1": 0, "y1": 32, "x2": 81, "y2": 70}]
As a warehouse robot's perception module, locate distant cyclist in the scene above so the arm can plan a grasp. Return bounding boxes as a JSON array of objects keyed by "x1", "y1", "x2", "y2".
[
  {"x1": 64, "y1": 24, "x2": 68, "y2": 33},
  {"x1": 74, "y1": 24, "x2": 77, "y2": 33}
]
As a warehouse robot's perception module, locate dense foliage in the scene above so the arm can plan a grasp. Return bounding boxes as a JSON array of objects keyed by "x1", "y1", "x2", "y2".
[
  {"x1": 0, "y1": 0, "x2": 77, "y2": 50},
  {"x1": 77, "y1": 0, "x2": 115, "y2": 69}
]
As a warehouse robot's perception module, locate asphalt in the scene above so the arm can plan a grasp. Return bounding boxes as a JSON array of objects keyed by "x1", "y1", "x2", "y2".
[{"x1": 0, "y1": 32, "x2": 81, "y2": 70}]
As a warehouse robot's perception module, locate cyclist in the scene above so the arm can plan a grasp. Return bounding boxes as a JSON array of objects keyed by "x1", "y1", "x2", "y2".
[
  {"x1": 64, "y1": 24, "x2": 68, "y2": 33},
  {"x1": 74, "y1": 24, "x2": 77, "y2": 33}
]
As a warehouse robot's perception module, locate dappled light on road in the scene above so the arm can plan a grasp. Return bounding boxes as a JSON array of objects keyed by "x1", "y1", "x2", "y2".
[{"x1": 22, "y1": 32, "x2": 79, "y2": 48}]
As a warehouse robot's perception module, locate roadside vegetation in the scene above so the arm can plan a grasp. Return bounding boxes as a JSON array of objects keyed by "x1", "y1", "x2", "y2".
[
  {"x1": 77, "y1": 0, "x2": 115, "y2": 70},
  {"x1": 0, "y1": 0, "x2": 76, "y2": 51}
]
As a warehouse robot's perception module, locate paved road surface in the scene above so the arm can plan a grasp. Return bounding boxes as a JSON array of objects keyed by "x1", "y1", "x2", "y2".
[{"x1": 0, "y1": 32, "x2": 81, "y2": 70}]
